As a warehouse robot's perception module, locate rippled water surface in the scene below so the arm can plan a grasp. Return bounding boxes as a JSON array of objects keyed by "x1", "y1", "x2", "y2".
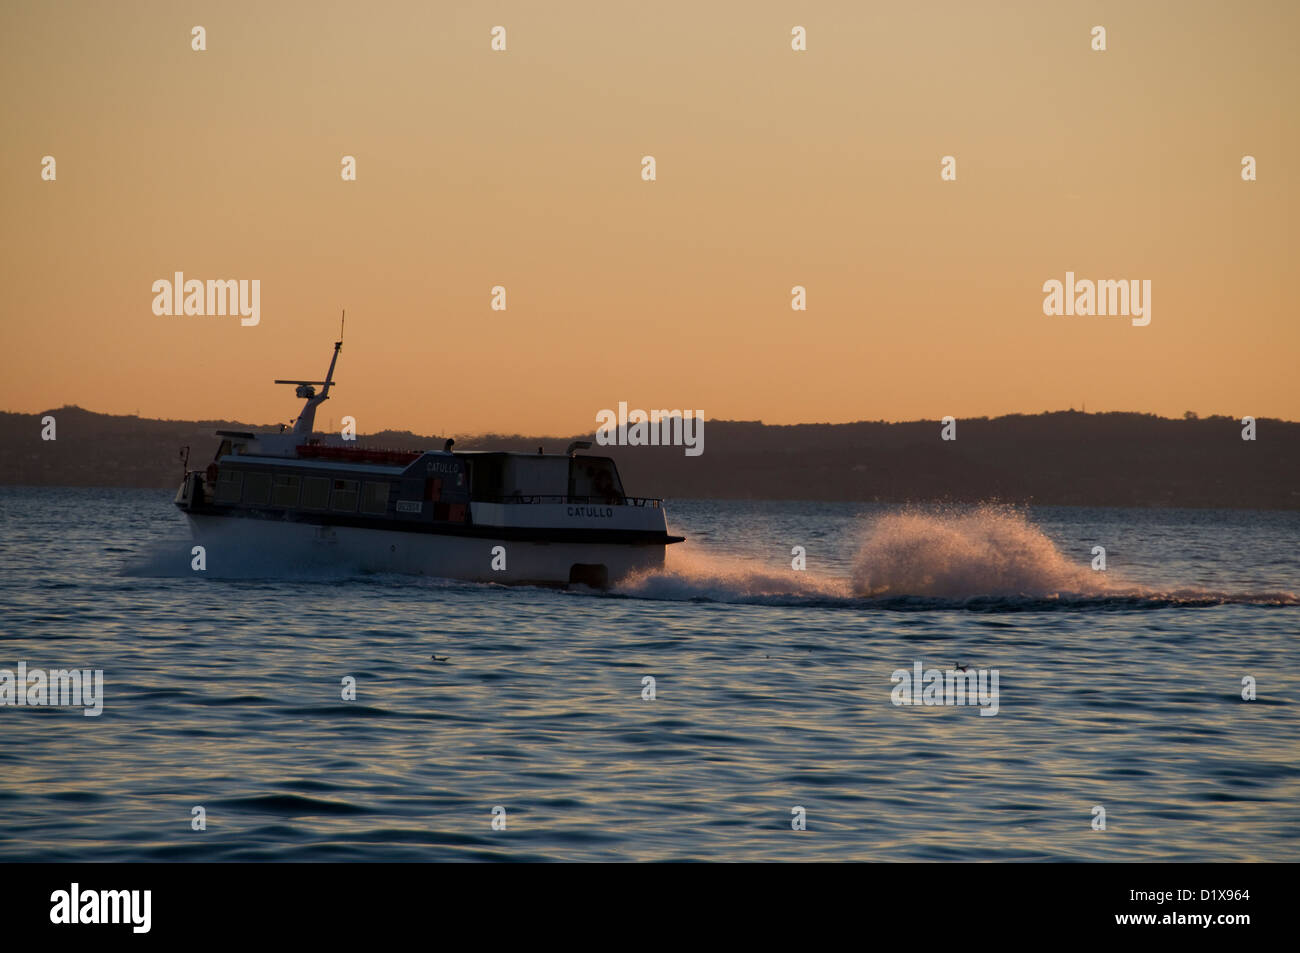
[{"x1": 1, "y1": 487, "x2": 1297, "y2": 861}]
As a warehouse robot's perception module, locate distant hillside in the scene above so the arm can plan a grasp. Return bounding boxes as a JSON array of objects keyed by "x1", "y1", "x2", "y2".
[{"x1": 2, "y1": 407, "x2": 1297, "y2": 509}]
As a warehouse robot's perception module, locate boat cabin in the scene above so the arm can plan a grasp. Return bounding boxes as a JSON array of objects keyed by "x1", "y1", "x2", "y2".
[{"x1": 458, "y1": 452, "x2": 626, "y2": 504}]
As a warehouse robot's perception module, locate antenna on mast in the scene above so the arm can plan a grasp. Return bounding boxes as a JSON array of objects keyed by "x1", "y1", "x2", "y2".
[{"x1": 277, "y1": 313, "x2": 347, "y2": 435}]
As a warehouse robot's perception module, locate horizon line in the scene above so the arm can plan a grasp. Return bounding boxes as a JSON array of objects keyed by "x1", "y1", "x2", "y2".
[{"x1": 4, "y1": 404, "x2": 1294, "y2": 436}]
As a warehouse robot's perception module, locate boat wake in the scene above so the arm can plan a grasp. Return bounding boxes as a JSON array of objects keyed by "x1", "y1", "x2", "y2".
[
  {"x1": 614, "y1": 547, "x2": 853, "y2": 604},
  {"x1": 614, "y1": 506, "x2": 1299, "y2": 610},
  {"x1": 124, "y1": 523, "x2": 368, "y2": 581},
  {"x1": 125, "y1": 506, "x2": 1297, "y2": 608}
]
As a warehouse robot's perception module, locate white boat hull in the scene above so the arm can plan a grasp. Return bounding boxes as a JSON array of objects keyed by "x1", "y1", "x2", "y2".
[{"x1": 184, "y1": 514, "x2": 665, "y2": 586}]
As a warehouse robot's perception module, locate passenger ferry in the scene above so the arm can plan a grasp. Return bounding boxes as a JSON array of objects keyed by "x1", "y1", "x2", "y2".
[{"x1": 174, "y1": 335, "x2": 683, "y2": 586}]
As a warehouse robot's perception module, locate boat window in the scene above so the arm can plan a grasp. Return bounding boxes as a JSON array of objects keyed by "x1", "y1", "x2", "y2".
[
  {"x1": 243, "y1": 471, "x2": 273, "y2": 505},
  {"x1": 213, "y1": 439, "x2": 232, "y2": 461},
  {"x1": 569, "y1": 457, "x2": 626, "y2": 504},
  {"x1": 301, "y1": 477, "x2": 330, "y2": 509},
  {"x1": 272, "y1": 474, "x2": 301, "y2": 507},
  {"x1": 468, "y1": 456, "x2": 506, "y2": 502},
  {"x1": 214, "y1": 469, "x2": 243, "y2": 504},
  {"x1": 360, "y1": 482, "x2": 390, "y2": 515},
  {"x1": 331, "y1": 478, "x2": 359, "y2": 511}
]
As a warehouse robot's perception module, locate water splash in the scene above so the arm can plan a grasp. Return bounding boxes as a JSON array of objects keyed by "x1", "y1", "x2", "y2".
[
  {"x1": 849, "y1": 505, "x2": 1116, "y2": 599},
  {"x1": 617, "y1": 548, "x2": 850, "y2": 603},
  {"x1": 615, "y1": 506, "x2": 1297, "y2": 608}
]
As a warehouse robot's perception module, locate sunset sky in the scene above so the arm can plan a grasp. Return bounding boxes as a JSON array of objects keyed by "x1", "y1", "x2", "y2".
[{"x1": 2, "y1": 0, "x2": 1296, "y2": 436}]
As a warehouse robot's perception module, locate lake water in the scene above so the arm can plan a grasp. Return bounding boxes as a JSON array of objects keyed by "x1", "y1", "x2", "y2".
[{"x1": 0, "y1": 487, "x2": 1296, "y2": 861}]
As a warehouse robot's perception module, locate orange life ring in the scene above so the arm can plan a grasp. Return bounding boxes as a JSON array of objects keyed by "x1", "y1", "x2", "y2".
[{"x1": 206, "y1": 463, "x2": 219, "y2": 483}]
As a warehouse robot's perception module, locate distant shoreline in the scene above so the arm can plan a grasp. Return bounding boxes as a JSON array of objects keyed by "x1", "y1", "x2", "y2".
[
  {"x1": 4, "y1": 407, "x2": 1297, "y2": 510},
  {"x1": 5, "y1": 485, "x2": 1300, "y2": 519}
]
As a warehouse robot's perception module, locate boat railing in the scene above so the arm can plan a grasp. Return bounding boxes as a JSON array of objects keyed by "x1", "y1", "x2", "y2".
[
  {"x1": 296, "y1": 444, "x2": 422, "y2": 466},
  {"x1": 480, "y1": 495, "x2": 661, "y2": 507}
]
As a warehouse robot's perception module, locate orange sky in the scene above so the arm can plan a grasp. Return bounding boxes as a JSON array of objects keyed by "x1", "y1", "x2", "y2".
[{"x1": 2, "y1": 0, "x2": 1296, "y2": 436}]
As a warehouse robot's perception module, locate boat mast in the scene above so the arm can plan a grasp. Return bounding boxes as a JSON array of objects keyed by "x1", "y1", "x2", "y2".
[{"x1": 278, "y1": 311, "x2": 345, "y2": 435}]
